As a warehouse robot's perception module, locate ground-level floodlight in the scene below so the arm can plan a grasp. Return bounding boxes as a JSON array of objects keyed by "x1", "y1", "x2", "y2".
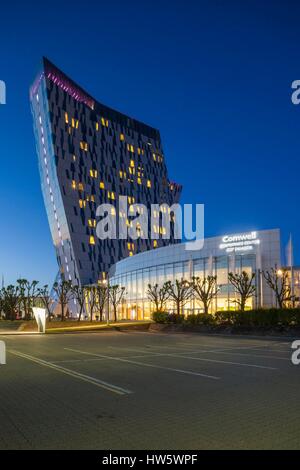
[
  {"x1": 0, "y1": 341, "x2": 6, "y2": 365},
  {"x1": 32, "y1": 308, "x2": 47, "y2": 334}
]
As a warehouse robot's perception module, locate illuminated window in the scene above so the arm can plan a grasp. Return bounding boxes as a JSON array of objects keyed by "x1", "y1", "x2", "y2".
[
  {"x1": 153, "y1": 153, "x2": 156, "y2": 161},
  {"x1": 86, "y1": 195, "x2": 96, "y2": 203},
  {"x1": 120, "y1": 134, "x2": 125, "y2": 141},
  {"x1": 137, "y1": 177, "x2": 142, "y2": 185},
  {"x1": 128, "y1": 196, "x2": 135, "y2": 204},
  {"x1": 72, "y1": 118, "x2": 79, "y2": 129},
  {"x1": 89, "y1": 236, "x2": 95, "y2": 245},
  {"x1": 99, "y1": 181, "x2": 105, "y2": 189},
  {"x1": 153, "y1": 240, "x2": 158, "y2": 248},
  {"x1": 95, "y1": 122, "x2": 99, "y2": 131},
  {"x1": 79, "y1": 199, "x2": 86, "y2": 209},
  {"x1": 111, "y1": 207, "x2": 116, "y2": 216},
  {"x1": 129, "y1": 251, "x2": 133, "y2": 257},
  {"x1": 80, "y1": 141, "x2": 88, "y2": 152},
  {"x1": 101, "y1": 117, "x2": 109, "y2": 127},
  {"x1": 127, "y1": 144, "x2": 134, "y2": 153},
  {"x1": 73, "y1": 155, "x2": 76, "y2": 162},
  {"x1": 71, "y1": 180, "x2": 77, "y2": 190},
  {"x1": 78, "y1": 183, "x2": 84, "y2": 191},
  {"x1": 130, "y1": 160, "x2": 135, "y2": 167},
  {"x1": 147, "y1": 180, "x2": 151, "y2": 188},
  {"x1": 90, "y1": 169, "x2": 98, "y2": 178},
  {"x1": 88, "y1": 219, "x2": 96, "y2": 228},
  {"x1": 65, "y1": 112, "x2": 69, "y2": 124}
]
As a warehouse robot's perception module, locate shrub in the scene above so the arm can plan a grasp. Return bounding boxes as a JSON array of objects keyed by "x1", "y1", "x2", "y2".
[
  {"x1": 152, "y1": 311, "x2": 185, "y2": 324},
  {"x1": 186, "y1": 313, "x2": 214, "y2": 326},
  {"x1": 167, "y1": 313, "x2": 185, "y2": 324},
  {"x1": 152, "y1": 311, "x2": 169, "y2": 324},
  {"x1": 214, "y1": 311, "x2": 234, "y2": 325},
  {"x1": 152, "y1": 308, "x2": 300, "y2": 328},
  {"x1": 214, "y1": 308, "x2": 300, "y2": 328}
]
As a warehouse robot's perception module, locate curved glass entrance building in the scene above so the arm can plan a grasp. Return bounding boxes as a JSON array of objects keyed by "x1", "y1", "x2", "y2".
[{"x1": 109, "y1": 229, "x2": 282, "y2": 320}]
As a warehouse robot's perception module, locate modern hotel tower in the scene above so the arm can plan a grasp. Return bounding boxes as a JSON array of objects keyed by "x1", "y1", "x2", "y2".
[{"x1": 30, "y1": 58, "x2": 182, "y2": 297}]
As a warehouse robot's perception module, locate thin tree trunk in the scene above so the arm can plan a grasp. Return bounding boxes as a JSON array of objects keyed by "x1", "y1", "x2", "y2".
[{"x1": 78, "y1": 308, "x2": 83, "y2": 322}]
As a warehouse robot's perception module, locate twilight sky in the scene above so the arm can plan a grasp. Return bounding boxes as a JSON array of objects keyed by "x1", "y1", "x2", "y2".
[{"x1": 0, "y1": 0, "x2": 299, "y2": 285}]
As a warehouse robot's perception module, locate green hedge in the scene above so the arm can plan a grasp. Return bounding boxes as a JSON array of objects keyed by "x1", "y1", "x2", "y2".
[
  {"x1": 186, "y1": 313, "x2": 215, "y2": 326},
  {"x1": 152, "y1": 311, "x2": 185, "y2": 324},
  {"x1": 152, "y1": 309, "x2": 300, "y2": 328}
]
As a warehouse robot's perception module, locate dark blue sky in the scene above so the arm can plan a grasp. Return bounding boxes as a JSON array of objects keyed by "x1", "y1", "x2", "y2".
[{"x1": 0, "y1": 0, "x2": 299, "y2": 285}]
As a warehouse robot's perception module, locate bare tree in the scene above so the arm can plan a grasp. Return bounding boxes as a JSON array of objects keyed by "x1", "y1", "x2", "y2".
[
  {"x1": 1, "y1": 285, "x2": 20, "y2": 320},
  {"x1": 228, "y1": 271, "x2": 256, "y2": 312},
  {"x1": 146, "y1": 283, "x2": 170, "y2": 312},
  {"x1": 109, "y1": 285, "x2": 126, "y2": 322},
  {"x1": 192, "y1": 276, "x2": 219, "y2": 315},
  {"x1": 71, "y1": 284, "x2": 87, "y2": 322},
  {"x1": 263, "y1": 268, "x2": 291, "y2": 309},
  {"x1": 95, "y1": 285, "x2": 108, "y2": 322},
  {"x1": 165, "y1": 279, "x2": 193, "y2": 316},
  {"x1": 53, "y1": 280, "x2": 72, "y2": 321},
  {"x1": 17, "y1": 279, "x2": 40, "y2": 320},
  {"x1": 86, "y1": 286, "x2": 98, "y2": 322},
  {"x1": 39, "y1": 285, "x2": 54, "y2": 321}
]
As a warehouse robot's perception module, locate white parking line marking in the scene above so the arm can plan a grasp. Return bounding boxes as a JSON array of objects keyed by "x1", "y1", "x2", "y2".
[
  {"x1": 151, "y1": 343, "x2": 273, "y2": 353},
  {"x1": 9, "y1": 350, "x2": 133, "y2": 395},
  {"x1": 199, "y1": 350, "x2": 289, "y2": 361},
  {"x1": 162, "y1": 354, "x2": 278, "y2": 370},
  {"x1": 108, "y1": 346, "x2": 278, "y2": 370},
  {"x1": 53, "y1": 352, "x2": 169, "y2": 364},
  {"x1": 65, "y1": 348, "x2": 221, "y2": 380}
]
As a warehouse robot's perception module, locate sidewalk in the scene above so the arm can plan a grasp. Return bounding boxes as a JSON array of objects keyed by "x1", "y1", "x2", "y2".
[{"x1": 0, "y1": 330, "x2": 41, "y2": 336}]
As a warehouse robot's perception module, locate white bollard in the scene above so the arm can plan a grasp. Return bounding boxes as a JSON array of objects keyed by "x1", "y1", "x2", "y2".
[{"x1": 0, "y1": 341, "x2": 6, "y2": 365}]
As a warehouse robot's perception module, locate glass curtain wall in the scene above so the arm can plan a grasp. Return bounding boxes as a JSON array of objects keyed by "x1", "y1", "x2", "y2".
[{"x1": 110, "y1": 254, "x2": 257, "y2": 320}]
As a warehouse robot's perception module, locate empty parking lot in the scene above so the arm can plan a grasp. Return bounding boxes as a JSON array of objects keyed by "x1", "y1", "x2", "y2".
[{"x1": 0, "y1": 330, "x2": 299, "y2": 450}]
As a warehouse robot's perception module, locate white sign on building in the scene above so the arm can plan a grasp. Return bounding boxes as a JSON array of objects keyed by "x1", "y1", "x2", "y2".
[{"x1": 219, "y1": 231, "x2": 260, "y2": 253}]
